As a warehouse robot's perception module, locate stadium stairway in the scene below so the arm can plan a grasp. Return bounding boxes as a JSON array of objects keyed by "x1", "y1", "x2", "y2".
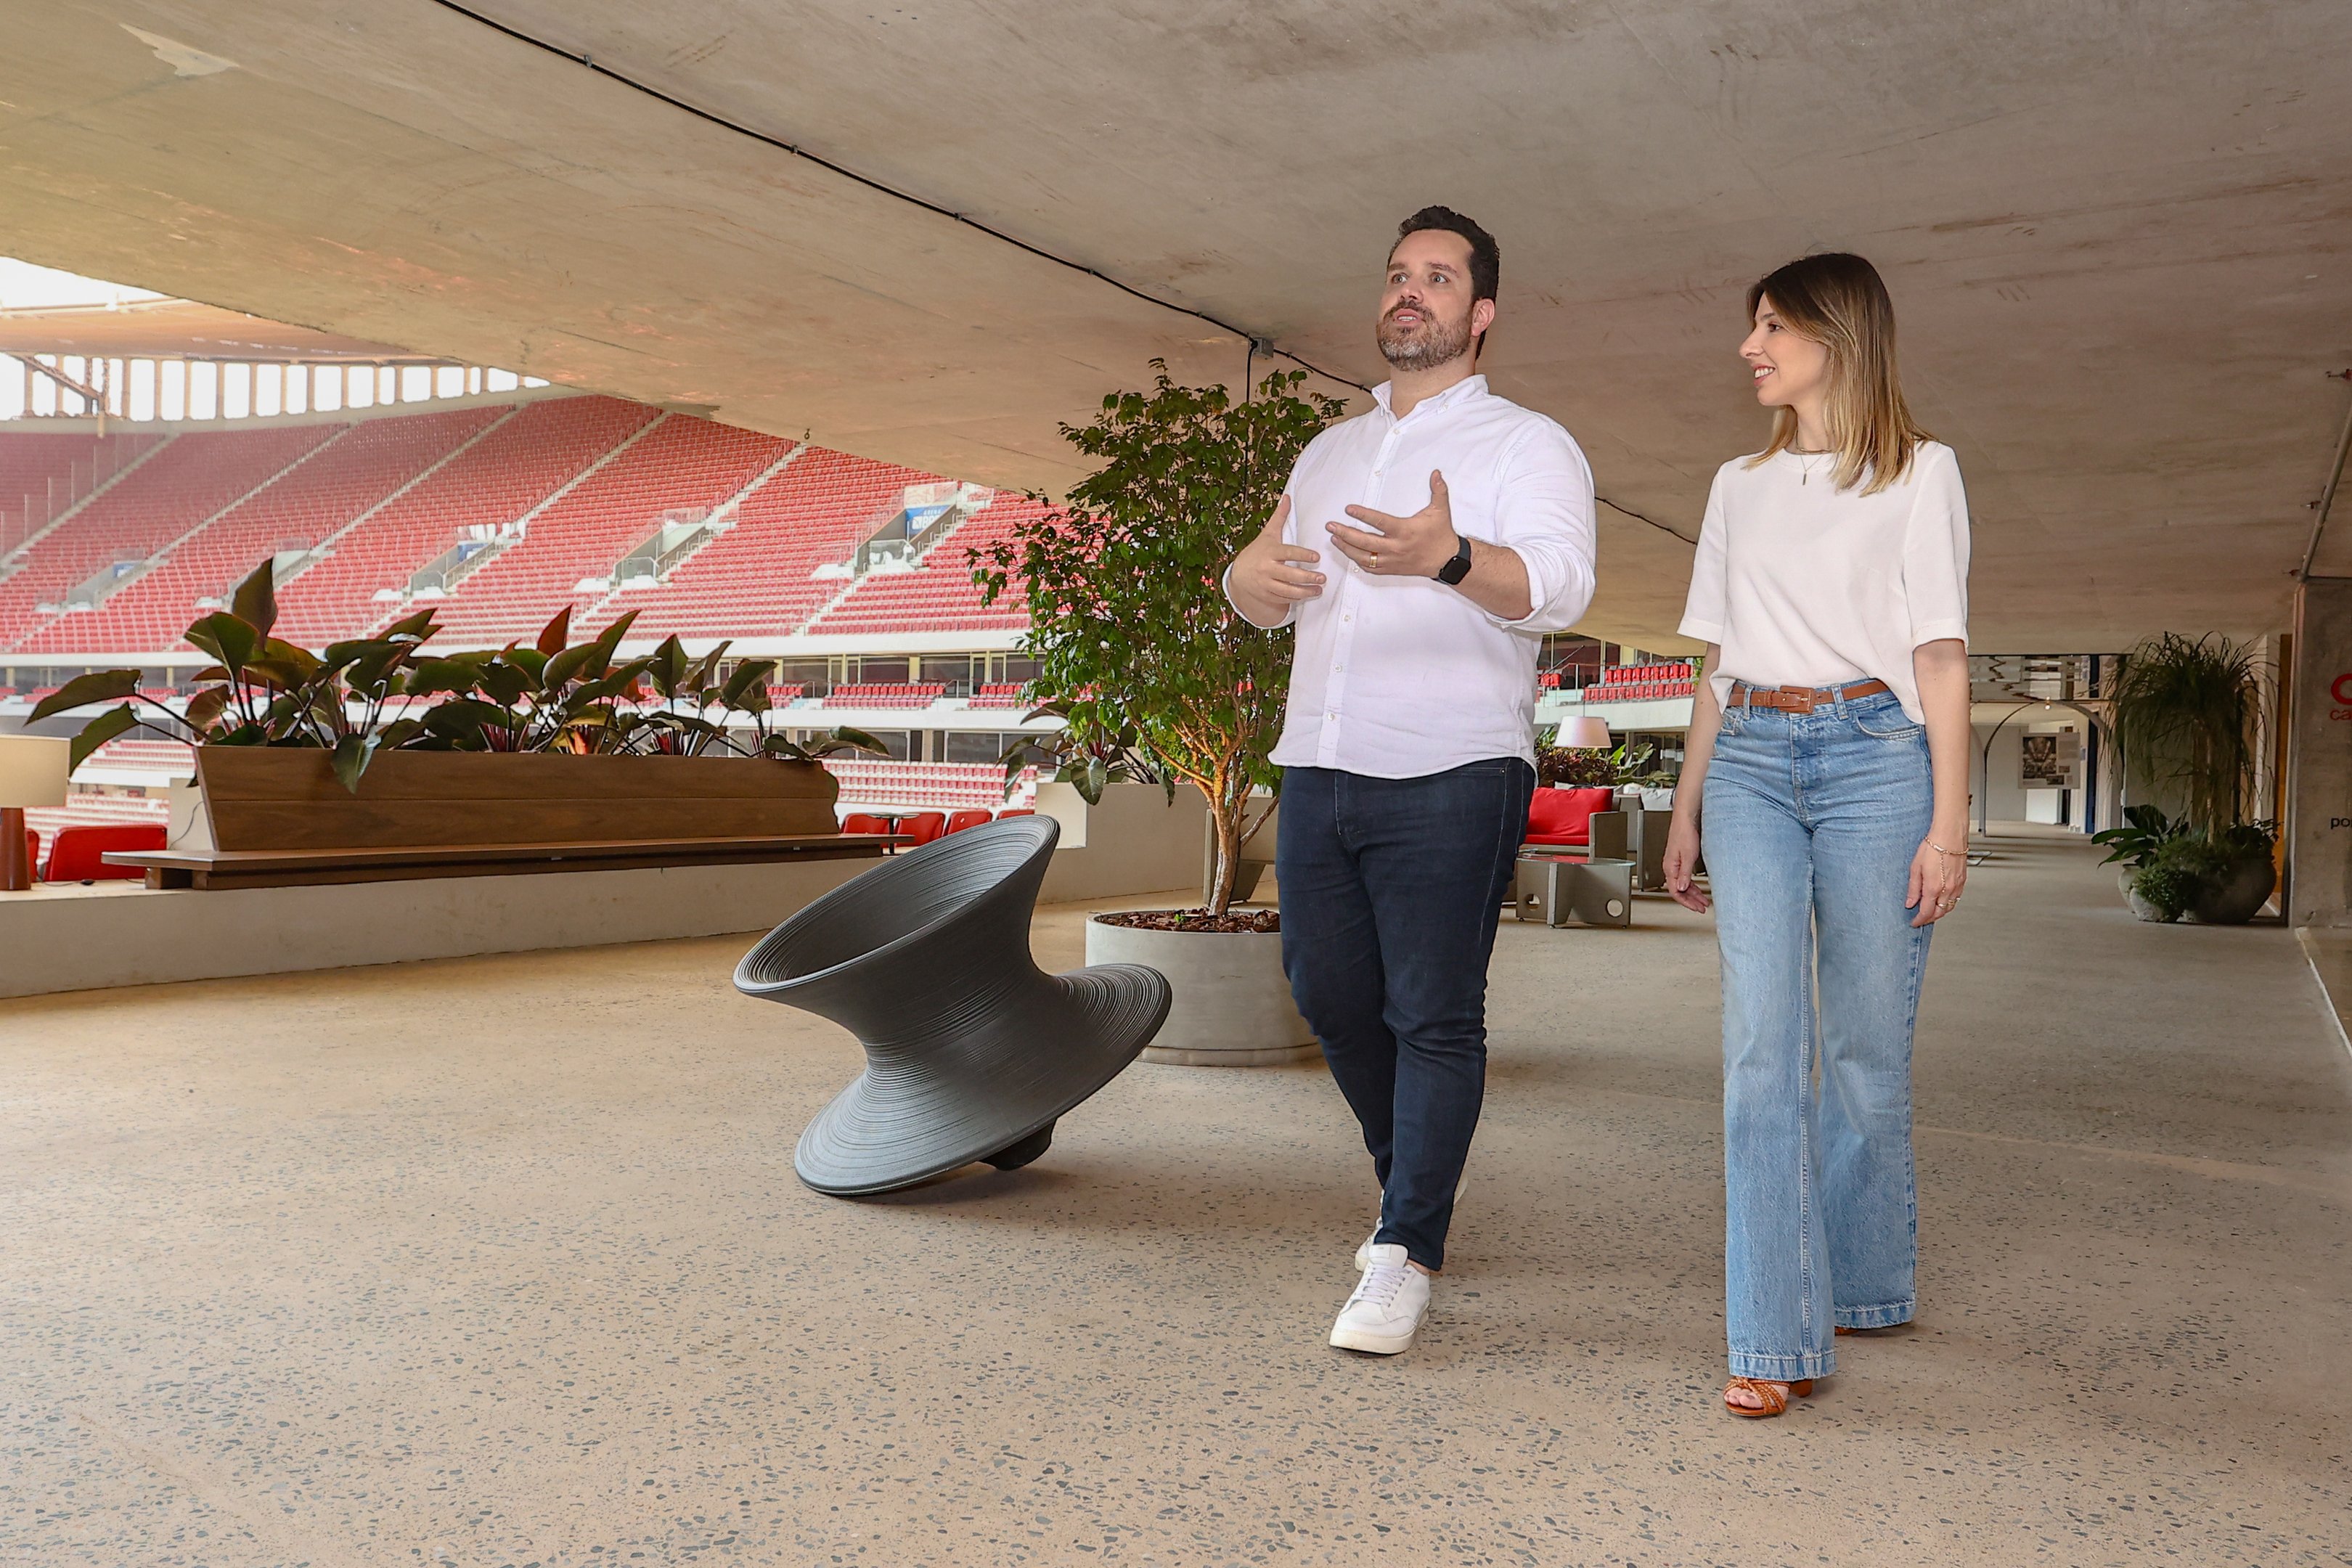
[
  {"x1": 16, "y1": 409, "x2": 503, "y2": 656},
  {"x1": 2, "y1": 425, "x2": 338, "y2": 653}
]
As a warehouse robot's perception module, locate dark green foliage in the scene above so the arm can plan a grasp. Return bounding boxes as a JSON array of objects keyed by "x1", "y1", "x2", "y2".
[
  {"x1": 28, "y1": 559, "x2": 881, "y2": 791},
  {"x1": 974, "y1": 363, "x2": 1346, "y2": 914},
  {"x1": 2090, "y1": 803, "x2": 2188, "y2": 870},
  {"x1": 2110, "y1": 633, "x2": 2262, "y2": 834}
]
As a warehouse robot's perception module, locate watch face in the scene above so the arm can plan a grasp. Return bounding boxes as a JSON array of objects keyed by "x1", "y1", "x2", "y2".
[{"x1": 1438, "y1": 537, "x2": 1472, "y2": 584}]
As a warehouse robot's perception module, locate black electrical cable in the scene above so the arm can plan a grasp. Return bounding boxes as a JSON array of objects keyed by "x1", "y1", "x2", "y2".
[
  {"x1": 420, "y1": 0, "x2": 1691, "y2": 546},
  {"x1": 421, "y1": 0, "x2": 1370, "y2": 394}
]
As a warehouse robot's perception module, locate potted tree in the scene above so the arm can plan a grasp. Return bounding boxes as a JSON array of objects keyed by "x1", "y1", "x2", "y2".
[
  {"x1": 975, "y1": 363, "x2": 1345, "y2": 1065},
  {"x1": 2104, "y1": 632, "x2": 2276, "y2": 923}
]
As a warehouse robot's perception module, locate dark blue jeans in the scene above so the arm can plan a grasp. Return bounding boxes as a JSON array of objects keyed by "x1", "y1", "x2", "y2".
[{"x1": 1277, "y1": 759, "x2": 1536, "y2": 1271}]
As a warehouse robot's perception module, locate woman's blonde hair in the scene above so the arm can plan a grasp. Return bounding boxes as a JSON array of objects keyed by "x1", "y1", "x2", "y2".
[{"x1": 1744, "y1": 252, "x2": 1930, "y2": 495}]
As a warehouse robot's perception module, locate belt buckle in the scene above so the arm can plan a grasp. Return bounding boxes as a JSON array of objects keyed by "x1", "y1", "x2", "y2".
[{"x1": 1775, "y1": 684, "x2": 1818, "y2": 714}]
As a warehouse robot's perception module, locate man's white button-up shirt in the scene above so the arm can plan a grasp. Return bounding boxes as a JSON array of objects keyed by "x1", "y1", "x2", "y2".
[{"x1": 1230, "y1": 375, "x2": 1597, "y2": 779}]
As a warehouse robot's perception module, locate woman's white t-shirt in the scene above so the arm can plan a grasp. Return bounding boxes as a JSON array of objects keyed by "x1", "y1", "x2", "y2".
[{"x1": 1677, "y1": 441, "x2": 1970, "y2": 722}]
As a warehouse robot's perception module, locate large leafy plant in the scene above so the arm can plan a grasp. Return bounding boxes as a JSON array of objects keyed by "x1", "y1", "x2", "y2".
[
  {"x1": 30, "y1": 558, "x2": 880, "y2": 791},
  {"x1": 2111, "y1": 633, "x2": 2263, "y2": 834},
  {"x1": 974, "y1": 364, "x2": 1345, "y2": 915}
]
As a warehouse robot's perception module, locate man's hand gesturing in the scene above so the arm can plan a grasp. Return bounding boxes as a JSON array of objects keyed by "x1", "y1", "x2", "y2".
[
  {"x1": 1228, "y1": 496, "x2": 1326, "y2": 628},
  {"x1": 1328, "y1": 470, "x2": 1459, "y2": 579}
]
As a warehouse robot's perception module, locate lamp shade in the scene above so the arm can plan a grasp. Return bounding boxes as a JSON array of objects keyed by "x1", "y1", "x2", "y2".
[
  {"x1": 0, "y1": 735, "x2": 70, "y2": 808},
  {"x1": 1558, "y1": 716, "x2": 1613, "y2": 750}
]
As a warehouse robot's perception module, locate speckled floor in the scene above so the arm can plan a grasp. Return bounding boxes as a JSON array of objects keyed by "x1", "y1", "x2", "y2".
[{"x1": 3, "y1": 833, "x2": 2348, "y2": 1567}]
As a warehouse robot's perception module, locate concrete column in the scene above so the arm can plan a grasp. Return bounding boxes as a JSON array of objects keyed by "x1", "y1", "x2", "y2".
[{"x1": 2284, "y1": 579, "x2": 2352, "y2": 925}]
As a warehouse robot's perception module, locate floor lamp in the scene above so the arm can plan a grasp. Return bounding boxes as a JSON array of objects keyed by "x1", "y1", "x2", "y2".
[{"x1": 0, "y1": 735, "x2": 70, "y2": 891}]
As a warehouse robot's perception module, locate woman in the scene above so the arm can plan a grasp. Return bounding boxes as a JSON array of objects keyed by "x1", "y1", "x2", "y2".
[{"x1": 1661, "y1": 252, "x2": 1972, "y2": 1418}]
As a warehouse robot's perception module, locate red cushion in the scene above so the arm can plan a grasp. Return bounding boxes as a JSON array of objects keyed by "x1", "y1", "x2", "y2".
[
  {"x1": 842, "y1": 813, "x2": 889, "y2": 834},
  {"x1": 994, "y1": 807, "x2": 1034, "y2": 818},
  {"x1": 899, "y1": 812, "x2": 947, "y2": 846},
  {"x1": 943, "y1": 809, "x2": 992, "y2": 835},
  {"x1": 1523, "y1": 786, "x2": 1613, "y2": 846},
  {"x1": 44, "y1": 822, "x2": 165, "y2": 882}
]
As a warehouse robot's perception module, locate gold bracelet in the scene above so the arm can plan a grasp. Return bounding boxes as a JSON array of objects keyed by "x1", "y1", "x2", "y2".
[{"x1": 1926, "y1": 839, "x2": 1967, "y2": 858}]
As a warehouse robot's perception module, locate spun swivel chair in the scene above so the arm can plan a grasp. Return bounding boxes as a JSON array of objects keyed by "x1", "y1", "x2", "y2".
[{"x1": 735, "y1": 813, "x2": 1171, "y2": 1196}]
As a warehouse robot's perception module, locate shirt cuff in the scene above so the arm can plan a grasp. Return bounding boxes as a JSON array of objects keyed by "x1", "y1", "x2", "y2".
[
  {"x1": 1911, "y1": 619, "x2": 1968, "y2": 647},
  {"x1": 1222, "y1": 559, "x2": 1295, "y2": 629}
]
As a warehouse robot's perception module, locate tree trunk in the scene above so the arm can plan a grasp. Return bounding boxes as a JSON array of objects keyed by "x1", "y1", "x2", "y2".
[{"x1": 1205, "y1": 799, "x2": 1243, "y2": 918}]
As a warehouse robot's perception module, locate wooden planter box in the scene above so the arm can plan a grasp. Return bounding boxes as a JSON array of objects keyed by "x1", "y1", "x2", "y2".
[
  {"x1": 110, "y1": 749, "x2": 873, "y2": 891},
  {"x1": 193, "y1": 748, "x2": 840, "y2": 850}
]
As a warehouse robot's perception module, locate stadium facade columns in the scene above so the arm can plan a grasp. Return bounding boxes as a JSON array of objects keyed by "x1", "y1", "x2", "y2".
[{"x1": 2286, "y1": 579, "x2": 2352, "y2": 926}]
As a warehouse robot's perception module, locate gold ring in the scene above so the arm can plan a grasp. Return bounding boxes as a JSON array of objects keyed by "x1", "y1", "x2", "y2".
[{"x1": 1371, "y1": 552, "x2": 1380, "y2": 568}]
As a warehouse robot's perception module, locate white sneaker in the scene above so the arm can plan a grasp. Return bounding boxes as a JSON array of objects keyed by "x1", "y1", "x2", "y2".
[
  {"x1": 1330, "y1": 1244, "x2": 1431, "y2": 1355},
  {"x1": 1355, "y1": 1167, "x2": 1469, "y2": 1272}
]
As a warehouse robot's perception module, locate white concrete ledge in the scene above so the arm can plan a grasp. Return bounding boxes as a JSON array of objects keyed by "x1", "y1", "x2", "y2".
[
  {"x1": 0, "y1": 859, "x2": 873, "y2": 1000},
  {"x1": 0, "y1": 783, "x2": 1217, "y2": 998}
]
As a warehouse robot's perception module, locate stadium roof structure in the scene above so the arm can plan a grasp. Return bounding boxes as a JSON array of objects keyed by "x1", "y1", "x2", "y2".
[
  {"x1": 0, "y1": 299, "x2": 442, "y2": 364},
  {"x1": 3, "y1": 2, "x2": 2349, "y2": 648}
]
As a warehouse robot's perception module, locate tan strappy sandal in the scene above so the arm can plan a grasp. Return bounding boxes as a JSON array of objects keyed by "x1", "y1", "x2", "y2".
[{"x1": 1723, "y1": 1377, "x2": 1814, "y2": 1418}]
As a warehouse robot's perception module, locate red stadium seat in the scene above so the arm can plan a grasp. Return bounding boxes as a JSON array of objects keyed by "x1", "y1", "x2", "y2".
[
  {"x1": 43, "y1": 822, "x2": 166, "y2": 882},
  {"x1": 1522, "y1": 787, "x2": 1614, "y2": 849},
  {"x1": 841, "y1": 813, "x2": 890, "y2": 834},
  {"x1": 942, "y1": 809, "x2": 992, "y2": 835},
  {"x1": 898, "y1": 812, "x2": 946, "y2": 846},
  {"x1": 994, "y1": 807, "x2": 1034, "y2": 819}
]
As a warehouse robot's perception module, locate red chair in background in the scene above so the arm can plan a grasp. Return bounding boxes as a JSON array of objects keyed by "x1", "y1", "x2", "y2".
[
  {"x1": 942, "y1": 809, "x2": 993, "y2": 836},
  {"x1": 1522, "y1": 786, "x2": 1614, "y2": 852},
  {"x1": 842, "y1": 813, "x2": 890, "y2": 835},
  {"x1": 898, "y1": 812, "x2": 947, "y2": 846},
  {"x1": 23, "y1": 829, "x2": 39, "y2": 880},
  {"x1": 44, "y1": 822, "x2": 165, "y2": 882},
  {"x1": 995, "y1": 807, "x2": 1034, "y2": 819}
]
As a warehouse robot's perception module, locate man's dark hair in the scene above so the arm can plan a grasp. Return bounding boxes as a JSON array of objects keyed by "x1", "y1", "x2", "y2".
[{"x1": 1392, "y1": 205, "x2": 1499, "y2": 357}]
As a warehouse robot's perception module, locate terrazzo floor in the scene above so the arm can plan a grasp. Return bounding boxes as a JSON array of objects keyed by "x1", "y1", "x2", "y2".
[{"x1": 3, "y1": 833, "x2": 2348, "y2": 1567}]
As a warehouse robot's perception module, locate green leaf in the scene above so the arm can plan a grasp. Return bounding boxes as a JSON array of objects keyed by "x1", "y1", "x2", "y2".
[
  {"x1": 181, "y1": 685, "x2": 232, "y2": 734},
  {"x1": 229, "y1": 558, "x2": 277, "y2": 640},
  {"x1": 380, "y1": 608, "x2": 438, "y2": 643},
  {"x1": 185, "y1": 612, "x2": 259, "y2": 674},
  {"x1": 66, "y1": 703, "x2": 139, "y2": 773},
  {"x1": 405, "y1": 658, "x2": 483, "y2": 699},
  {"x1": 331, "y1": 732, "x2": 372, "y2": 793},
  {"x1": 28, "y1": 668, "x2": 140, "y2": 723}
]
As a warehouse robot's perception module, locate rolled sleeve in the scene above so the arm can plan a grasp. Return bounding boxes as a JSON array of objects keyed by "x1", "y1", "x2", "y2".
[
  {"x1": 1675, "y1": 480, "x2": 1728, "y2": 643},
  {"x1": 1903, "y1": 448, "x2": 1971, "y2": 648},
  {"x1": 1485, "y1": 421, "x2": 1596, "y2": 634}
]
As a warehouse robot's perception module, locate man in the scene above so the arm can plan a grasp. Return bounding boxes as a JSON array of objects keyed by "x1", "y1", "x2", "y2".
[{"x1": 1225, "y1": 206, "x2": 1597, "y2": 1355}]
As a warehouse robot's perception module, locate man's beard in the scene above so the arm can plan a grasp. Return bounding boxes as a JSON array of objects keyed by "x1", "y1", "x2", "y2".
[{"x1": 1378, "y1": 305, "x2": 1474, "y2": 372}]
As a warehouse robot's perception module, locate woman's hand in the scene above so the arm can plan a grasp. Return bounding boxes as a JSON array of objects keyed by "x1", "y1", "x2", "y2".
[
  {"x1": 1906, "y1": 832, "x2": 1967, "y2": 926},
  {"x1": 1663, "y1": 811, "x2": 1710, "y2": 912}
]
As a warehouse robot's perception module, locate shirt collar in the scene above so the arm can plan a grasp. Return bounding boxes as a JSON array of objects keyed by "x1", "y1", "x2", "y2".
[{"x1": 1371, "y1": 373, "x2": 1490, "y2": 422}]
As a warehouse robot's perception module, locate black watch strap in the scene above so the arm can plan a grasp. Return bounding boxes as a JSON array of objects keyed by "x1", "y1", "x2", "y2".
[{"x1": 1435, "y1": 534, "x2": 1473, "y2": 585}]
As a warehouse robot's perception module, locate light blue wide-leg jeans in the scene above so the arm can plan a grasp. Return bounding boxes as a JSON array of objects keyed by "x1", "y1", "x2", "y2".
[{"x1": 1702, "y1": 688, "x2": 1935, "y2": 1381}]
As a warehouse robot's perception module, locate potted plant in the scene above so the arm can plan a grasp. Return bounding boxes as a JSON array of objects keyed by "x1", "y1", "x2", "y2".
[
  {"x1": 2091, "y1": 803, "x2": 2190, "y2": 922},
  {"x1": 975, "y1": 363, "x2": 1344, "y2": 1066},
  {"x1": 2105, "y1": 633, "x2": 2276, "y2": 923},
  {"x1": 30, "y1": 559, "x2": 881, "y2": 854}
]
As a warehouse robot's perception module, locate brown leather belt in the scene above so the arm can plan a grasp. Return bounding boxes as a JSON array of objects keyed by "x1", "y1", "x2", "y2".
[{"x1": 1726, "y1": 678, "x2": 1891, "y2": 714}]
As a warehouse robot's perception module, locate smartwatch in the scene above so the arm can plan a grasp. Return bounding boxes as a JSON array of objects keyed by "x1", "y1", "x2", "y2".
[{"x1": 1435, "y1": 534, "x2": 1473, "y2": 586}]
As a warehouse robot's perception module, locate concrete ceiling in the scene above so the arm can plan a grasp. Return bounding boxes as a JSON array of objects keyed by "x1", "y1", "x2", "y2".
[
  {"x1": 2, "y1": 0, "x2": 2348, "y2": 649},
  {"x1": 0, "y1": 298, "x2": 432, "y2": 361}
]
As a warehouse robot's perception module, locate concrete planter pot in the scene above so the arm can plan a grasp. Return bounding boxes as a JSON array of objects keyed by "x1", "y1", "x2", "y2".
[
  {"x1": 2119, "y1": 868, "x2": 2173, "y2": 923},
  {"x1": 1085, "y1": 916, "x2": 1317, "y2": 1067},
  {"x1": 2187, "y1": 855, "x2": 2277, "y2": 925}
]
